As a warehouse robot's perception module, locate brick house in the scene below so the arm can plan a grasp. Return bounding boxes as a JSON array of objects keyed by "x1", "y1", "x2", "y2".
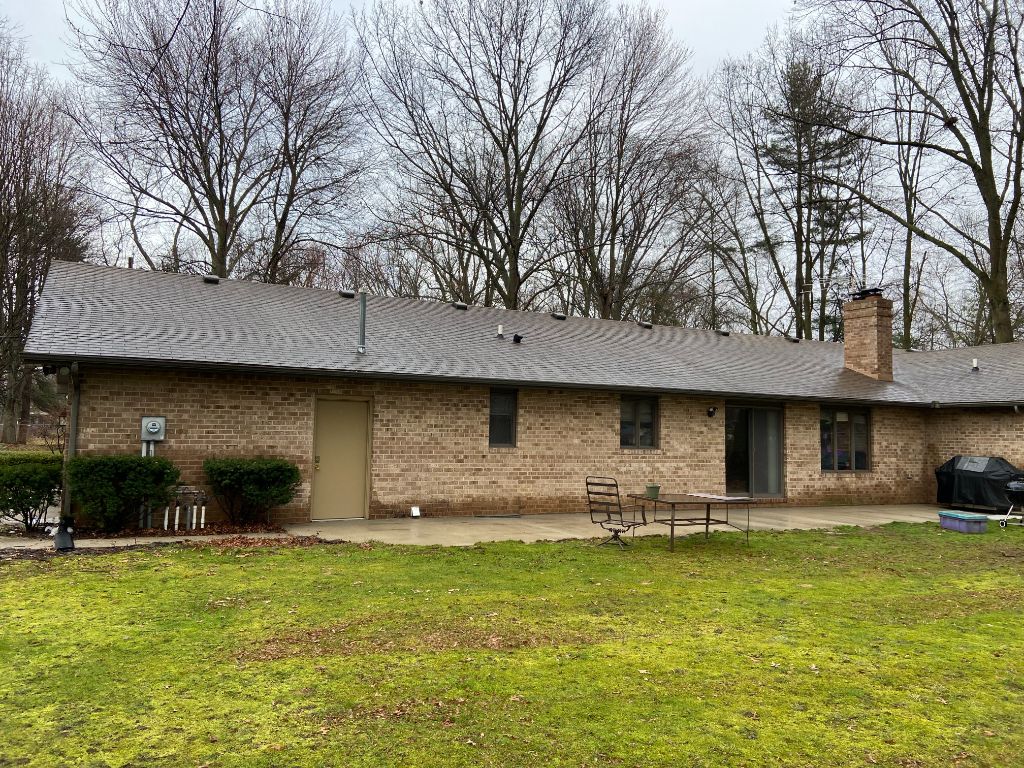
[{"x1": 24, "y1": 263, "x2": 1024, "y2": 524}]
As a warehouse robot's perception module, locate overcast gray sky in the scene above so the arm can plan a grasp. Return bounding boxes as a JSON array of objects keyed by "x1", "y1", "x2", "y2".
[{"x1": 3, "y1": 0, "x2": 792, "y2": 77}]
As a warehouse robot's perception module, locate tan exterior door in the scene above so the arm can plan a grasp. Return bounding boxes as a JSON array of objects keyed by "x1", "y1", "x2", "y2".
[{"x1": 312, "y1": 399, "x2": 369, "y2": 520}]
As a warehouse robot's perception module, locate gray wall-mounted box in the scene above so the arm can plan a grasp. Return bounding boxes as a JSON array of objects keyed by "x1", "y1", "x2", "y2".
[{"x1": 141, "y1": 416, "x2": 166, "y2": 441}]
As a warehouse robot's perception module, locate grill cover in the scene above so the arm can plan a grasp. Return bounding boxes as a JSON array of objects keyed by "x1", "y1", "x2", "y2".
[{"x1": 935, "y1": 456, "x2": 1024, "y2": 511}]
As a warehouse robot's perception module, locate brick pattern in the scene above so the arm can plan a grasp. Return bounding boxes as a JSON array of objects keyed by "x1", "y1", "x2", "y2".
[
  {"x1": 843, "y1": 296, "x2": 894, "y2": 381},
  {"x1": 784, "y1": 404, "x2": 930, "y2": 504},
  {"x1": 73, "y1": 367, "x2": 1023, "y2": 523},
  {"x1": 925, "y1": 409, "x2": 1024, "y2": 499},
  {"x1": 75, "y1": 367, "x2": 728, "y2": 523}
]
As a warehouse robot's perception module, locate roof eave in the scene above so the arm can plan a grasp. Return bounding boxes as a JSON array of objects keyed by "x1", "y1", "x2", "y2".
[{"x1": 23, "y1": 351, "x2": 946, "y2": 408}]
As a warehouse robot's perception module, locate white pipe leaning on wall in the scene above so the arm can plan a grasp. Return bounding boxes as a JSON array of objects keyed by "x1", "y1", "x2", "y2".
[
  {"x1": 200, "y1": 505, "x2": 206, "y2": 529},
  {"x1": 174, "y1": 505, "x2": 180, "y2": 532},
  {"x1": 163, "y1": 507, "x2": 169, "y2": 530}
]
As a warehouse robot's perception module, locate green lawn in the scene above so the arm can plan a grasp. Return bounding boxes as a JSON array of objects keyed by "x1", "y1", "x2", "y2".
[{"x1": 1, "y1": 524, "x2": 1022, "y2": 767}]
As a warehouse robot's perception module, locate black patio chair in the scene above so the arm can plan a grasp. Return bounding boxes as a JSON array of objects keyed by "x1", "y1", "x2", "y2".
[{"x1": 586, "y1": 476, "x2": 648, "y2": 548}]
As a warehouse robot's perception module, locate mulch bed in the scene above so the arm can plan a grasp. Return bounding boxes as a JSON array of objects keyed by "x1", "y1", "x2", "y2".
[
  {"x1": 0, "y1": 542, "x2": 180, "y2": 562},
  {"x1": 73, "y1": 522, "x2": 286, "y2": 538},
  {"x1": 0, "y1": 535, "x2": 331, "y2": 562}
]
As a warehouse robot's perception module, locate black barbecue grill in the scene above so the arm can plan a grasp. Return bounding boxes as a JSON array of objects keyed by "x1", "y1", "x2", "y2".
[{"x1": 1001, "y1": 479, "x2": 1024, "y2": 528}]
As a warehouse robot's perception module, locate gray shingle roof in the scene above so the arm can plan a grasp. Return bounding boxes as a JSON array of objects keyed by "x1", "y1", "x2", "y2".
[{"x1": 23, "y1": 262, "x2": 1024, "y2": 407}]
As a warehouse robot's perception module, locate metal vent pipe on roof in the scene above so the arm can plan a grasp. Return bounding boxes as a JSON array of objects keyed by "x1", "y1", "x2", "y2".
[{"x1": 357, "y1": 292, "x2": 366, "y2": 355}]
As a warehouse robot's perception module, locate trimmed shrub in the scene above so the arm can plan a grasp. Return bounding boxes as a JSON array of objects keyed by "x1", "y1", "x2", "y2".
[
  {"x1": 0, "y1": 452, "x2": 63, "y2": 531},
  {"x1": 67, "y1": 455, "x2": 180, "y2": 532},
  {"x1": 203, "y1": 458, "x2": 300, "y2": 524}
]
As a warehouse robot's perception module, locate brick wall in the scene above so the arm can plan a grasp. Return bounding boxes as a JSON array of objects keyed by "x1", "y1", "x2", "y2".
[
  {"x1": 73, "y1": 366, "x2": 1024, "y2": 523},
  {"x1": 784, "y1": 403, "x2": 930, "y2": 505},
  {"x1": 925, "y1": 408, "x2": 1024, "y2": 499},
  {"x1": 75, "y1": 367, "x2": 728, "y2": 523}
]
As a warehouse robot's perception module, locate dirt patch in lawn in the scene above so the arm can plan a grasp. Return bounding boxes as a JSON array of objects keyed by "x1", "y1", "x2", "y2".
[
  {"x1": 880, "y1": 586, "x2": 1024, "y2": 624},
  {"x1": 186, "y1": 535, "x2": 323, "y2": 550},
  {"x1": 242, "y1": 615, "x2": 602, "y2": 661},
  {"x1": 318, "y1": 696, "x2": 488, "y2": 729}
]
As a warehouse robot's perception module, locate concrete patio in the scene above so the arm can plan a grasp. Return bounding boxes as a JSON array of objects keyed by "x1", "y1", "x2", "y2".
[
  {"x1": 284, "y1": 503, "x2": 943, "y2": 546},
  {"x1": 0, "y1": 504, "x2": 948, "y2": 551}
]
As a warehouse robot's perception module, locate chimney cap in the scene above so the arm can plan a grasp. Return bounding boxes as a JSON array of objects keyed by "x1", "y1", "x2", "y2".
[{"x1": 850, "y1": 287, "x2": 883, "y2": 301}]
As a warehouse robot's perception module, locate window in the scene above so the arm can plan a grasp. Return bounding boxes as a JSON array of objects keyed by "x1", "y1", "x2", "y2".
[
  {"x1": 820, "y1": 408, "x2": 870, "y2": 471},
  {"x1": 621, "y1": 396, "x2": 658, "y2": 448},
  {"x1": 489, "y1": 389, "x2": 517, "y2": 447}
]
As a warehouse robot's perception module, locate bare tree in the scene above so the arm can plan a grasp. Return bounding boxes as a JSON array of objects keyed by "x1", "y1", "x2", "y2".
[
  {"x1": 357, "y1": 0, "x2": 607, "y2": 310},
  {"x1": 883, "y1": 42, "x2": 935, "y2": 349},
  {"x1": 549, "y1": 5, "x2": 705, "y2": 321},
  {"x1": 245, "y1": 0, "x2": 370, "y2": 284},
  {"x1": 70, "y1": 0, "x2": 368, "y2": 280},
  {"x1": 692, "y1": 158, "x2": 789, "y2": 334},
  {"x1": 0, "y1": 20, "x2": 89, "y2": 444},
  {"x1": 804, "y1": 0, "x2": 1024, "y2": 343},
  {"x1": 711, "y1": 27, "x2": 869, "y2": 339}
]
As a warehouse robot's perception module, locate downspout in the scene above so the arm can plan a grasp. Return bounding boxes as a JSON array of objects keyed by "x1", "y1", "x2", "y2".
[{"x1": 61, "y1": 362, "x2": 80, "y2": 520}]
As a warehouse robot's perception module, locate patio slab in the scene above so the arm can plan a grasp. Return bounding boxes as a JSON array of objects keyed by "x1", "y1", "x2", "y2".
[{"x1": 284, "y1": 504, "x2": 943, "y2": 546}]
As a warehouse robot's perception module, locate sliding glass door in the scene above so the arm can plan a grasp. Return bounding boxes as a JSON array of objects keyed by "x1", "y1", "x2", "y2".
[{"x1": 725, "y1": 405, "x2": 783, "y2": 497}]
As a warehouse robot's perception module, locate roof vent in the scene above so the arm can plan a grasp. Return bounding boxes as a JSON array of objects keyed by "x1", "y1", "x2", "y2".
[
  {"x1": 551, "y1": 312, "x2": 567, "y2": 320},
  {"x1": 203, "y1": 274, "x2": 220, "y2": 285},
  {"x1": 715, "y1": 329, "x2": 730, "y2": 337},
  {"x1": 513, "y1": 334, "x2": 524, "y2": 344},
  {"x1": 452, "y1": 302, "x2": 468, "y2": 311},
  {"x1": 637, "y1": 320, "x2": 653, "y2": 330},
  {"x1": 784, "y1": 334, "x2": 800, "y2": 343},
  {"x1": 339, "y1": 289, "x2": 356, "y2": 299}
]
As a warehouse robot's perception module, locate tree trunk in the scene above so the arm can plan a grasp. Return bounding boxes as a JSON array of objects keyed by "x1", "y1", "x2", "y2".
[
  {"x1": 988, "y1": 252, "x2": 1014, "y2": 343},
  {"x1": 901, "y1": 227, "x2": 914, "y2": 350},
  {"x1": 1, "y1": 364, "x2": 24, "y2": 444},
  {"x1": 16, "y1": 367, "x2": 32, "y2": 443}
]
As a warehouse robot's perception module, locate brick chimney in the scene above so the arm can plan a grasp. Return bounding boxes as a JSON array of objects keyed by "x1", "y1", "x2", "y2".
[{"x1": 843, "y1": 290, "x2": 894, "y2": 381}]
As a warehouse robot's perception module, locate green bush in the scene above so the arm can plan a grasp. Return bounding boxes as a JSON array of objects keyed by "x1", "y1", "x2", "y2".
[
  {"x1": 67, "y1": 455, "x2": 180, "y2": 532},
  {"x1": 0, "y1": 452, "x2": 63, "y2": 531},
  {"x1": 203, "y1": 458, "x2": 300, "y2": 524}
]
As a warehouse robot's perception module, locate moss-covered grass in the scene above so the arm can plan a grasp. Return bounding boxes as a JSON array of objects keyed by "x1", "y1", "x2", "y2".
[{"x1": 1, "y1": 523, "x2": 1022, "y2": 767}]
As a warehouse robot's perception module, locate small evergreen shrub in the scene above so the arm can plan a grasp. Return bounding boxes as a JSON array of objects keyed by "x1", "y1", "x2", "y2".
[
  {"x1": 203, "y1": 458, "x2": 300, "y2": 524},
  {"x1": 0, "y1": 452, "x2": 63, "y2": 531},
  {"x1": 67, "y1": 455, "x2": 180, "y2": 532}
]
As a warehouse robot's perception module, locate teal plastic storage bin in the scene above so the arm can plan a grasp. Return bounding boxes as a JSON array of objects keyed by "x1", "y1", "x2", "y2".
[{"x1": 938, "y1": 510, "x2": 988, "y2": 534}]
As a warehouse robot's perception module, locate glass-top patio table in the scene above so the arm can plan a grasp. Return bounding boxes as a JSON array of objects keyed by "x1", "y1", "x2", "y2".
[{"x1": 626, "y1": 492, "x2": 756, "y2": 551}]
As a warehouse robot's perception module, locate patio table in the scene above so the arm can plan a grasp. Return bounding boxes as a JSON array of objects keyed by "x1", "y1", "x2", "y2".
[{"x1": 627, "y1": 492, "x2": 756, "y2": 551}]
